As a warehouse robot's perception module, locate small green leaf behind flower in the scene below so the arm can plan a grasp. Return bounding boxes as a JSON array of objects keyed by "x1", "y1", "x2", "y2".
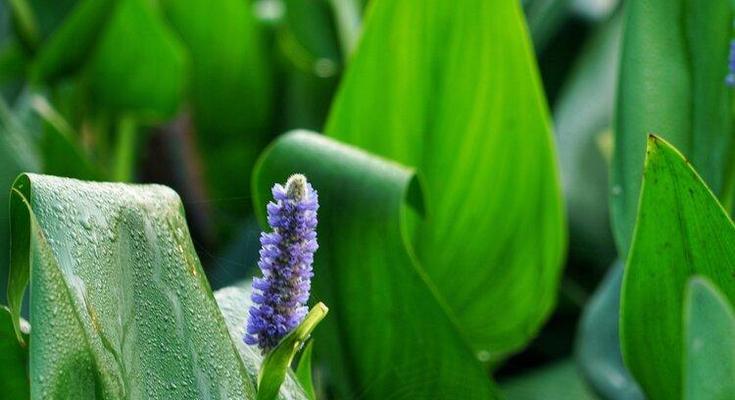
[
  {"x1": 257, "y1": 304, "x2": 328, "y2": 400},
  {"x1": 295, "y1": 341, "x2": 316, "y2": 400}
]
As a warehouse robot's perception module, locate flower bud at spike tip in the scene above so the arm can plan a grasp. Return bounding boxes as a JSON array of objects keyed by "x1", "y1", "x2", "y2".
[{"x1": 245, "y1": 174, "x2": 319, "y2": 353}]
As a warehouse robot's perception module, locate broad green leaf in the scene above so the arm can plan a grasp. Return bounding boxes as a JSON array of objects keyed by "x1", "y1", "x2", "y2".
[
  {"x1": 683, "y1": 277, "x2": 735, "y2": 400},
  {"x1": 214, "y1": 284, "x2": 311, "y2": 400},
  {"x1": 575, "y1": 261, "x2": 643, "y2": 400},
  {"x1": 253, "y1": 131, "x2": 498, "y2": 399},
  {"x1": 621, "y1": 136, "x2": 735, "y2": 400},
  {"x1": 554, "y1": 11, "x2": 621, "y2": 266},
  {"x1": 87, "y1": 0, "x2": 187, "y2": 121},
  {"x1": 295, "y1": 342, "x2": 316, "y2": 400},
  {"x1": 500, "y1": 360, "x2": 598, "y2": 400},
  {"x1": 0, "y1": 306, "x2": 29, "y2": 399},
  {"x1": 325, "y1": 0, "x2": 565, "y2": 360},
  {"x1": 257, "y1": 304, "x2": 327, "y2": 400},
  {"x1": 160, "y1": 0, "x2": 271, "y2": 229},
  {"x1": 611, "y1": 0, "x2": 734, "y2": 254},
  {"x1": 30, "y1": 0, "x2": 116, "y2": 82},
  {"x1": 8, "y1": 173, "x2": 257, "y2": 398}
]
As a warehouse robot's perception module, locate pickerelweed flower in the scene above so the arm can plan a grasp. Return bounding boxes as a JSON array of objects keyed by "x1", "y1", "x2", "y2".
[
  {"x1": 727, "y1": 39, "x2": 735, "y2": 86},
  {"x1": 245, "y1": 174, "x2": 319, "y2": 352}
]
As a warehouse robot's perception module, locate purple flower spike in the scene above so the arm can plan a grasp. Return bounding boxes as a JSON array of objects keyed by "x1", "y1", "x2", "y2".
[
  {"x1": 245, "y1": 174, "x2": 319, "y2": 353},
  {"x1": 727, "y1": 40, "x2": 735, "y2": 87}
]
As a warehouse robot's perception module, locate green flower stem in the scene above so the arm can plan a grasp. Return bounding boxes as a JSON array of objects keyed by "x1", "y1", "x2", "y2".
[{"x1": 256, "y1": 302, "x2": 328, "y2": 400}]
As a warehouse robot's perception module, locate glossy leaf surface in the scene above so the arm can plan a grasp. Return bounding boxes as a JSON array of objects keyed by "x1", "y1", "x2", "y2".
[
  {"x1": 325, "y1": 0, "x2": 565, "y2": 361},
  {"x1": 8, "y1": 174, "x2": 264, "y2": 398},
  {"x1": 621, "y1": 136, "x2": 735, "y2": 400}
]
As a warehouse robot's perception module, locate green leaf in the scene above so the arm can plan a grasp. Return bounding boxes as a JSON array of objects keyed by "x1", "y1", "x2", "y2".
[
  {"x1": 621, "y1": 136, "x2": 735, "y2": 400},
  {"x1": 8, "y1": 173, "x2": 258, "y2": 398},
  {"x1": 0, "y1": 306, "x2": 29, "y2": 399},
  {"x1": 253, "y1": 131, "x2": 498, "y2": 399},
  {"x1": 87, "y1": 0, "x2": 187, "y2": 121},
  {"x1": 500, "y1": 360, "x2": 598, "y2": 400},
  {"x1": 683, "y1": 277, "x2": 735, "y2": 400},
  {"x1": 258, "y1": 304, "x2": 327, "y2": 400},
  {"x1": 325, "y1": 0, "x2": 565, "y2": 361},
  {"x1": 30, "y1": 0, "x2": 116, "y2": 82},
  {"x1": 295, "y1": 342, "x2": 316, "y2": 400},
  {"x1": 575, "y1": 261, "x2": 644, "y2": 400},
  {"x1": 214, "y1": 284, "x2": 310, "y2": 400},
  {"x1": 611, "y1": 0, "x2": 734, "y2": 254}
]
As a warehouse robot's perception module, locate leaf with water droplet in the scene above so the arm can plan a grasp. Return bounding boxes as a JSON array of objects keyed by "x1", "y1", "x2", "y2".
[{"x1": 7, "y1": 174, "x2": 309, "y2": 399}]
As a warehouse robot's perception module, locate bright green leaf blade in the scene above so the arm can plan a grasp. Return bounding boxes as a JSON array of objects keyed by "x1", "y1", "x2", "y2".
[
  {"x1": 30, "y1": 0, "x2": 116, "y2": 82},
  {"x1": 214, "y1": 284, "x2": 310, "y2": 400},
  {"x1": 87, "y1": 0, "x2": 187, "y2": 120},
  {"x1": 0, "y1": 306, "x2": 29, "y2": 399},
  {"x1": 611, "y1": 0, "x2": 734, "y2": 254},
  {"x1": 258, "y1": 304, "x2": 327, "y2": 400},
  {"x1": 500, "y1": 360, "x2": 598, "y2": 400},
  {"x1": 295, "y1": 341, "x2": 316, "y2": 400},
  {"x1": 253, "y1": 131, "x2": 498, "y2": 399},
  {"x1": 683, "y1": 277, "x2": 735, "y2": 400},
  {"x1": 8, "y1": 173, "x2": 257, "y2": 398},
  {"x1": 575, "y1": 261, "x2": 644, "y2": 400},
  {"x1": 325, "y1": 0, "x2": 566, "y2": 360},
  {"x1": 621, "y1": 136, "x2": 735, "y2": 400}
]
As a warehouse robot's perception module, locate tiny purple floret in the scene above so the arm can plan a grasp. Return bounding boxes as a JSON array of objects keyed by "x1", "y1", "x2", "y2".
[
  {"x1": 245, "y1": 174, "x2": 319, "y2": 352},
  {"x1": 727, "y1": 40, "x2": 735, "y2": 87}
]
